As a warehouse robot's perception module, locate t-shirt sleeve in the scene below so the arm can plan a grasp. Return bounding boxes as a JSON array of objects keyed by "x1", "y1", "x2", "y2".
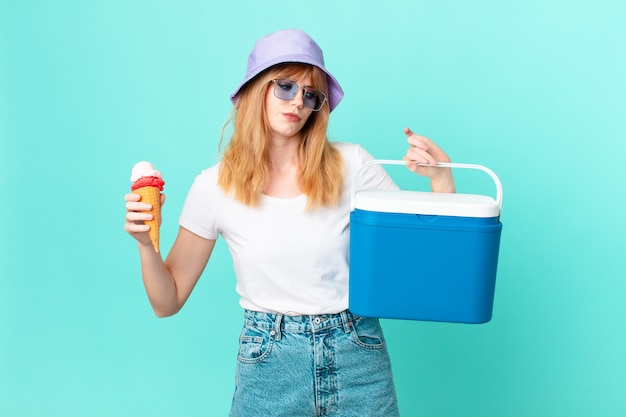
[{"x1": 178, "y1": 170, "x2": 219, "y2": 240}]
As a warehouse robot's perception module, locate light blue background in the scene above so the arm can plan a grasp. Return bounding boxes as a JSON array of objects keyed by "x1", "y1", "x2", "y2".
[{"x1": 2, "y1": 1, "x2": 625, "y2": 416}]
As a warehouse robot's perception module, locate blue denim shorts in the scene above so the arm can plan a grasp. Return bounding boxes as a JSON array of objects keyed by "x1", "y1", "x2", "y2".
[{"x1": 229, "y1": 309, "x2": 400, "y2": 417}]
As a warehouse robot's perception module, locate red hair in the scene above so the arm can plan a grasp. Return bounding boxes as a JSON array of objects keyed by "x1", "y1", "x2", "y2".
[{"x1": 218, "y1": 64, "x2": 343, "y2": 209}]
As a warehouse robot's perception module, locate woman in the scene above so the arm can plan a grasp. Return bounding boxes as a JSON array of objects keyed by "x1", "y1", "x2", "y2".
[{"x1": 125, "y1": 29, "x2": 455, "y2": 417}]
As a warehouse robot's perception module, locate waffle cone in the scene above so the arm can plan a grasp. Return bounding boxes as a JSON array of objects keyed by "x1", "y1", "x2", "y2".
[{"x1": 133, "y1": 186, "x2": 162, "y2": 253}]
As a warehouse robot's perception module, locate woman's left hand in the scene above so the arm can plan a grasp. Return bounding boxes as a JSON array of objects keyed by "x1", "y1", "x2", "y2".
[{"x1": 402, "y1": 127, "x2": 456, "y2": 193}]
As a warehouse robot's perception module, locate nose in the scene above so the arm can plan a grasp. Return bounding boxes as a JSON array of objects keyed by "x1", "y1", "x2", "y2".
[{"x1": 290, "y1": 88, "x2": 304, "y2": 108}]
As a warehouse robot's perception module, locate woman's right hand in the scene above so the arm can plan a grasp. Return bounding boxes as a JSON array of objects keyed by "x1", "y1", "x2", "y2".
[
  {"x1": 124, "y1": 192, "x2": 166, "y2": 248},
  {"x1": 124, "y1": 191, "x2": 216, "y2": 318}
]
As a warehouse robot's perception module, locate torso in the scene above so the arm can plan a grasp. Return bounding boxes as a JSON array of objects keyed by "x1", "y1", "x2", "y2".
[{"x1": 178, "y1": 142, "x2": 399, "y2": 315}]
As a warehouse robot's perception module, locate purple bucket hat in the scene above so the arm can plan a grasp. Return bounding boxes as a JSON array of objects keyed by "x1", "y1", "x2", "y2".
[{"x1": 230, "y1": 29, "x2": 344, "y2": 112}]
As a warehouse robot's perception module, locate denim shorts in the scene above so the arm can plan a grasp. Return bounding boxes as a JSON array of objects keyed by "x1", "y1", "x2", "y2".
[{"x1": 229, "y1": 309, "x2": 400, "y2": 417}]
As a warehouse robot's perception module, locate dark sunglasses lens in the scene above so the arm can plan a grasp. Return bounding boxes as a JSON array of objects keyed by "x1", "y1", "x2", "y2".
[
  {"x1": 303, "y1": 89, "x2": 325, "y2": 111},
  {"x1": 274, "y1": 80, "x2": 298, "y2": 100}
]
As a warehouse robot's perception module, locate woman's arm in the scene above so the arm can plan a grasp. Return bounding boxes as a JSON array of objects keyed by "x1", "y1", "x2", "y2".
[
  {"x1": 125, "y1": 193, "x2": 216, "y2": 317},
  {"x1": 402, "y1": 127, "x2": 456, "y2": 193}
]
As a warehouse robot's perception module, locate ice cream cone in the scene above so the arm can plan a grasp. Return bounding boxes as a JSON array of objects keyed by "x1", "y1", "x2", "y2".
[
  {"x1": 133, "y1": 186, "x2": 161, "y2": 253},
  {"x1": 130, "y1": 161, "x2": 165, "y2": 253}
]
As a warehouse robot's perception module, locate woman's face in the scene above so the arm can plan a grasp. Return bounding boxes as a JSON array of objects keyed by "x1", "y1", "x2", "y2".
[{"x1": 264, "y1": 74, "x2": 314, "y2": 142}]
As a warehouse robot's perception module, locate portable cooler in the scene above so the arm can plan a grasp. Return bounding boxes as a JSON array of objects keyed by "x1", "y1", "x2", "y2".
[{"x1": 349, "y1": 160, "x2": 503, "y2": 324}]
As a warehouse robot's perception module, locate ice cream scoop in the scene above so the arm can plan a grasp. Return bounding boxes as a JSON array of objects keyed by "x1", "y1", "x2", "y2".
[{"x1": 131, "y1": 161, "x2": 162, "y2": 183}]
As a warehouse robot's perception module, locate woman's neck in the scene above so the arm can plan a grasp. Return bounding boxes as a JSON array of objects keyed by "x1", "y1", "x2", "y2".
[
  {"x1": 265, "y1": 137, "x2": 302, "y2": 197},
  {"x1": 268, "y1": 136, "x2": 300, "y2": 171}
]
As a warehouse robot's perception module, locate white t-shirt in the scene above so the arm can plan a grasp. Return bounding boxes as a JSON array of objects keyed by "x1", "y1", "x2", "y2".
[{"x1": 179, "y1": 142, "x2": 397, "y2": 315}]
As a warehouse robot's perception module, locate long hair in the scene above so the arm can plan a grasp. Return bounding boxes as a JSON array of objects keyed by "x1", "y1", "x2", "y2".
[{"x1": 218, "y1": 63, "x2": 344, "y2": 209}]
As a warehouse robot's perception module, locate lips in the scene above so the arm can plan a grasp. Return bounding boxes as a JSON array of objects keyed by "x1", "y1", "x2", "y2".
[{"x1": 282, "y1": 112, "x2": 302, "y2": 122}]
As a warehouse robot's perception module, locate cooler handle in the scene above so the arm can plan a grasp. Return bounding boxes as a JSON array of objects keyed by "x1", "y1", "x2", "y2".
[{"x1": 350, "y1": 160, "x2": 503, "y2": 212}]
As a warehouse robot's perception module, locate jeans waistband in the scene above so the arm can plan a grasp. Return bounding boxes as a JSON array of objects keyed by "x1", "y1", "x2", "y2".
[{"x1": 243, "y1": 309, "x2": 358, "y2": 340}]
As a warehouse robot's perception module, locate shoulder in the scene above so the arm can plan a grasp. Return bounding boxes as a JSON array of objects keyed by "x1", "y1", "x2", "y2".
[
  {"x1": 331, "y1": 142, "x2": 398, "y2": 191},
  {"x1": 331, "y1": 141, "x2": 364, "y2": 155},
  {"x1": 200, "y1": 162, "x2": 221, "y2": 180},
  {"x1": 330, "y1": 142, "x2": 377, "y2": 171},
  {"x1": 331, "y1": 141, "x2": 375, "y2": 161},
  {"x1": 183, "y1": 162, "x2": 223, "y2": 203},
  {"x1": 190, "y1": 162, "x2": 220, "y2": 188}
]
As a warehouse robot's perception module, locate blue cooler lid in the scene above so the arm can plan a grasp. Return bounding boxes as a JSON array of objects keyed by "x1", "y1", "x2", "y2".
[{"x1": 354, "y1": 190, "x2": 500, "y2": 218}]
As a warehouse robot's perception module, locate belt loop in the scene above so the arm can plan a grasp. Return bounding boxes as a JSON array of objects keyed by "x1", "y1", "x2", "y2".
[
  {"x1": 273, "y1": 313, "x2": 283, "y2": 341},
  {"x1": 340, "y1": 310, "x2": 352, "y2": 334}
]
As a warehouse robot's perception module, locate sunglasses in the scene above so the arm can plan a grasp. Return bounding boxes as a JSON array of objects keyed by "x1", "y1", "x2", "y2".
[{"x1": 270, "y1": 79, "x2": 327, "y2": 111}]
